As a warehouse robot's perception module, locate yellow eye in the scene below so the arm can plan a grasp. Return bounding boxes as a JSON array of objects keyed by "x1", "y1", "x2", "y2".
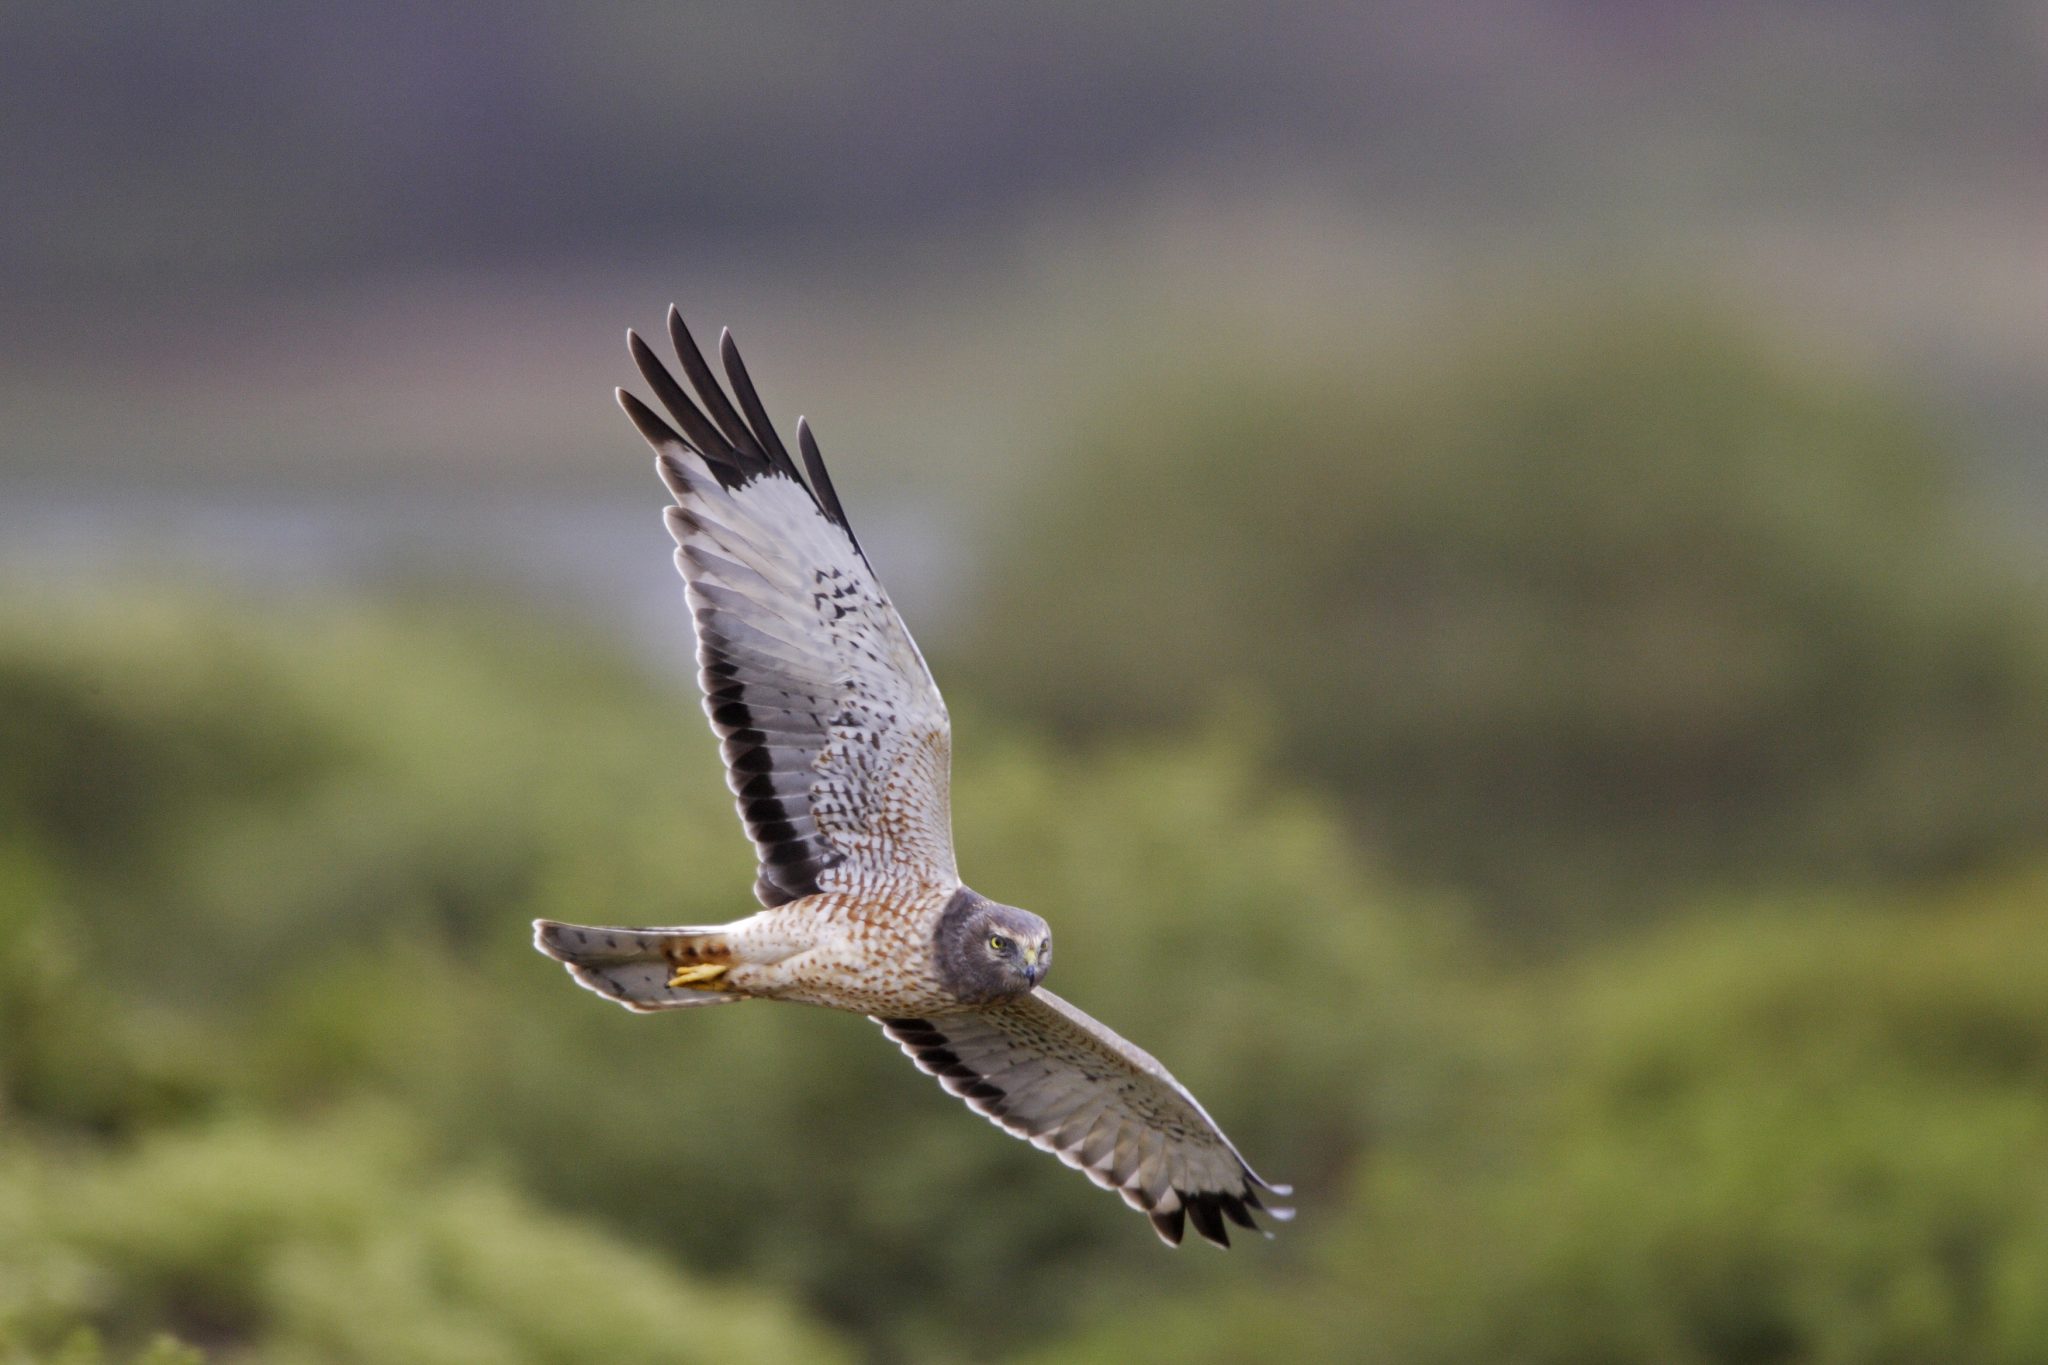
[{"x1": 988, "y1": 934, "x2": 1010, "y2": 953}]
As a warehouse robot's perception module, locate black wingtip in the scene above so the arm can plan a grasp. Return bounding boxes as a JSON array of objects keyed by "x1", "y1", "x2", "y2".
[
  {"x1": 618, "y1": 388, "x2": 688, "y2": 453},
  {"x1": 621, "y1": 308, "x2": 867, "y2": 556},
  {"x1": 1149, "y1": 1206, "x2": 1187, "y2": 1247},
  {"x1": 625, "y1": 329, "x2": 669, "y2": 402},
  {"x1": 717, "y1": 328, "x2": 801, "y2": 480},
  {"x1": 1186, "y1": 1196, "x2": 1230, "y2": 1248},
  {"x1": 795, "y1": 416, "x2": 859, "y2": 549},
  {"x1": 628, "y1": 323, "x2": 769, "y2": 488},
  {"x1": 665, "y1": 311, "x2": 768, "y2": 462}
]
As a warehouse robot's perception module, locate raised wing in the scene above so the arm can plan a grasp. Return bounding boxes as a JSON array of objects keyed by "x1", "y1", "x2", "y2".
[
  {"x1": 618, "y1": 309, "x2": 957, "y2": 907},
  {"x1": 876, "y1": 992, "x2": 1293, "y2": 1247}
]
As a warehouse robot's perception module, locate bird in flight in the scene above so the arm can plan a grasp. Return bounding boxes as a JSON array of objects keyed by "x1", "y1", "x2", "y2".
[{"x1": 534, "y1": 309, "x2": 1290, "y2": 1247}]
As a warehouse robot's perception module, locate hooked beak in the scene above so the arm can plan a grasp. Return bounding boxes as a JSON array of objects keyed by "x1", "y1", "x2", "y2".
[{"x1": 1022, "y1": 942, "x2": 1047, "y2": 988}]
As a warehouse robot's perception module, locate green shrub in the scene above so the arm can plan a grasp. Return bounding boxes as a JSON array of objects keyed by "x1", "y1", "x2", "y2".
[
  {"x1": 15, "y1": 589, "x2": 2044, "y2": 1362},
  {"x1": 0, "y1": 1328, "x2": 207, "y2": 1365},
  {"x1": 1050, "y1": 873, "x2": 2048, "y2": 1364},
  {"x1": 0, "y1": 595, "x2": 1469, "y2": 1360},
  {"x1": 0, "y1": 844, "x2": 215, "y2": 1137},
  {"x1": 950, "y1": 297, "x2": 2048, "y2": 934},
  {"x1": 0, "y1": 1113, "x2": 848, "y2": 1365}
]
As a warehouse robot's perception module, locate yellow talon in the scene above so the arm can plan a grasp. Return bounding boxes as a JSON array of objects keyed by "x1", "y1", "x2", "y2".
[{"x1": 667, "y1": 962, "x2": 730, "y2": 990}]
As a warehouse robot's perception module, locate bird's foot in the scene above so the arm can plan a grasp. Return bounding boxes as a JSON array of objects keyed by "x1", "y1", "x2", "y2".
[{"x1": 667, "y1": 962, "x2": 731, "y2": 990}]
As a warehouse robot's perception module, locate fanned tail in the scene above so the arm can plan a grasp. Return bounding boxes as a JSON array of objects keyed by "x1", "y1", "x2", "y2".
[{"x1": 533, "y1": 920, "x2": 747, "y2": 1013}]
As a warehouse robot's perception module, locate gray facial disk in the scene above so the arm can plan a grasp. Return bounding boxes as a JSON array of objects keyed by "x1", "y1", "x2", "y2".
[{"x1": 933, "y1": 887, "x2": 1052, "y2": 1003}]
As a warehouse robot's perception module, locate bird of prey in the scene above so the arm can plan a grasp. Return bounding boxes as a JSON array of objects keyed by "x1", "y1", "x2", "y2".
[{"x1": 534, "y1": 308, "x2": 1291, "y2": 1247}]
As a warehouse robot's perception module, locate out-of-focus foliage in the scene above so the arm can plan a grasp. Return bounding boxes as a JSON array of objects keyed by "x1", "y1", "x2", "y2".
[
  {"x1": 0, "y1": 1113, "x2": 845, "y2": 1365},
  {"x1": 0, "y1": 596, "x2": 1463, "y2": 1361},
  {"x1": 8, "y1": 593, "x2": 2048, "y2": 1361},
  {"x1": 1043, "y1": 872, "x2": 2048, "y2": 1364},
  {"x1": 954, "y1": 299, "x2": 2048, "y2": 935},
  {"x1": 1, "y1": 1329, "x2": 205, "y2": 1365}
]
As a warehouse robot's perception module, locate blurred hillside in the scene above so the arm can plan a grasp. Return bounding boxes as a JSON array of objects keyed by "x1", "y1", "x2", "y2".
[
  {"x1": 951, "y1": 296, "x2": 2048, "y2": 935},
  {"x1": 0, "y1": 597, "x2": 1457, "y2": 1361},
  {"x1": 4, "y1": 600, "x2": 2048, "y2": 1363}
]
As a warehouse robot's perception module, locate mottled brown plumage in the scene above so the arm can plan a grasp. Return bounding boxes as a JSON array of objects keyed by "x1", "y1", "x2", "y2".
[{"x1": 534, "y1": 309, "x2": 1290, "y2": 1246}]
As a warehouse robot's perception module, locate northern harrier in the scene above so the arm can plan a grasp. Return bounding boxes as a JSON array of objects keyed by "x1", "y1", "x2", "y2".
[{"x1": 535, "y1": 309, "x2": 1291, "y2": 1247}]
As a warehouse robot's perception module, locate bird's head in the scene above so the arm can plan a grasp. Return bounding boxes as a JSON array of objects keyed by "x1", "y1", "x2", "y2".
[{"x1": 935, "y1": 890, "x2": 1051, "y2": 1001}]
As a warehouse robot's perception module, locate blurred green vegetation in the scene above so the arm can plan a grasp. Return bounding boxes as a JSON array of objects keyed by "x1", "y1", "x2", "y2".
[
  {"x1": 0, "y1": 596, "x2": 1464, "y2": 1361},
  {"x1": 0, "y1": 1111, "x2": 845, "y2": 1365},
  {"x1": 1043, "y1": 873, "x2": 2048, "y2": 1364},
  {"x1": 951, "y1": 298, "x2": 2048, "y2": 937},
  {"x1": 4, "y1": 584, "x2": 2047, "y2": 1362}
]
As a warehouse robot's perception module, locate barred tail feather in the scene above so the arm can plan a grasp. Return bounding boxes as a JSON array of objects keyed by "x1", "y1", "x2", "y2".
[{"x1": 532, "y1": 920, "x2": 746, "y2": 1013}]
